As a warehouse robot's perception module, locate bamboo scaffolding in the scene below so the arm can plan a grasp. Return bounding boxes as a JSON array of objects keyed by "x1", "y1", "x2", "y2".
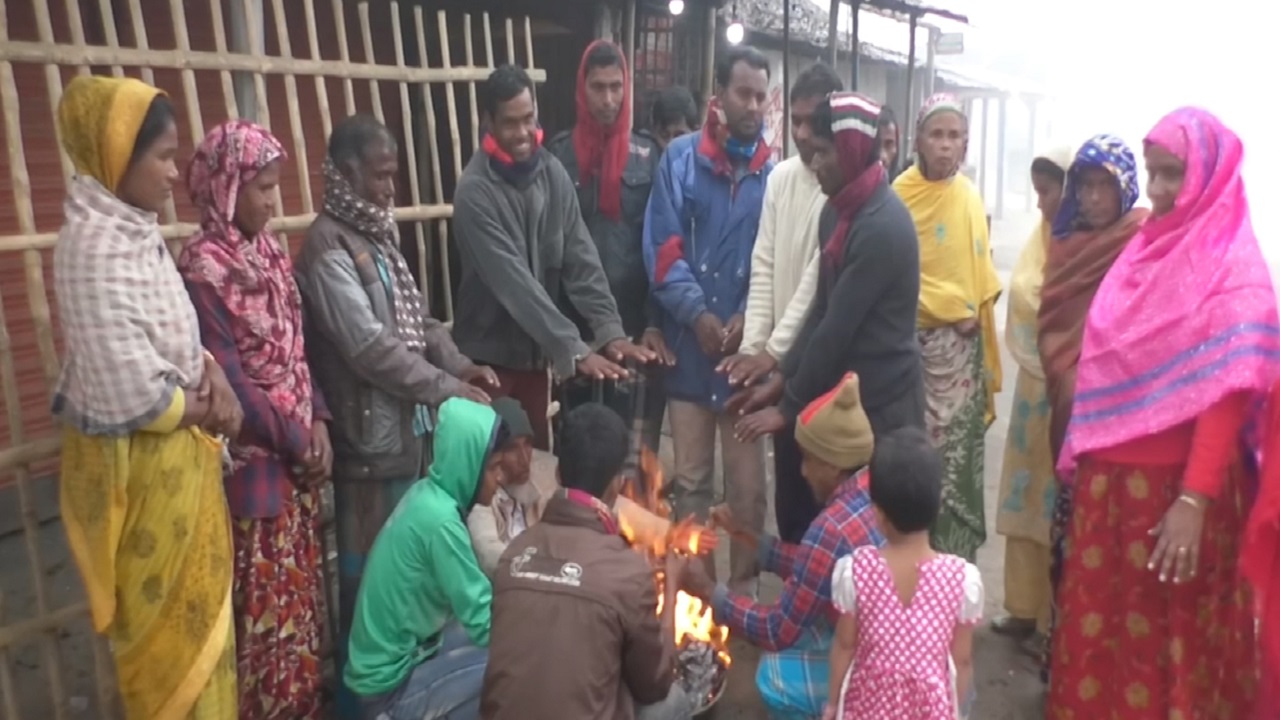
[{"x1": 0, "y1": 2, "x2": 542, "y2": 715}]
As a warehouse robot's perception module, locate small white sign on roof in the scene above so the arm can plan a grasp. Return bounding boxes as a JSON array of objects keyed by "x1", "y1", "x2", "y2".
[{"x1": 935, "y1": 31, "x2": 964, "y2": 55}]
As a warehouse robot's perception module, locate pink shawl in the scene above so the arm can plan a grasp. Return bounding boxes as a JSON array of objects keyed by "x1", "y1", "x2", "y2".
[{"x1": 1061, "y1": 107, "x2": 1280, "y2": 474}]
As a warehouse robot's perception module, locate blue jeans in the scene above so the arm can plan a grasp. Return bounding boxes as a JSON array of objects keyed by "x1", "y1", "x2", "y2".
[{"x1": 358, "y1": 624, "x2": 488, "y2": 720}]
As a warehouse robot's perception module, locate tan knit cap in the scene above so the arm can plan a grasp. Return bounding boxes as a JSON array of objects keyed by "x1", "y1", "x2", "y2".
[{"x1": 795, "y1": 373, "x2": 874, "y2": 469}]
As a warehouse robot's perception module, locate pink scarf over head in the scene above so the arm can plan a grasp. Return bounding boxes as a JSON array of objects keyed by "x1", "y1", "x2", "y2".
[{"x1": 1061, "y1": 107, "x2": 1280, "y2": 475}]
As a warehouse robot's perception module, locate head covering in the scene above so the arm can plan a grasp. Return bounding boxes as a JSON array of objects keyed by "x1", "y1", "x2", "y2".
[
  {"x1": 914, "y1": 93, "x2": 966, "y2": 179},
  {"x1": 52, "y1": 76, "x2": 204, "y2": 433},
  {"x1": 1037, "y1": 134, "x2": 1148, "y2": 461},
  {"x1": 1062, "y1": 109, "x2": 1280, "y2": 474},
  {"x1": 573, "y1": 41, "x2": 632, "y2": 222},
  {"x1": 492, "y1": 397, "x2": 533, "y2": 439},
  {"x1": 1050, "y1": 134, "x2": 1140, "y2": 238},
  {"x1": 322, "y1": 156, "x2": 431, "y2": 354},
  {"x1": 821, "y1": 92, "x2": 887, "y2": 273},
  {"x1": 177, "y1": 121, "x2": 315, "y2": 471},
  {"x1": 795, "y1": 373, "x2": 875, "y2": 470},
  {"x1": 57, "y1": 76, "x2": 165, "y2": 193},
  {"x1": 1005, "y1": 145, "x2": 1075, "y2": 377}
]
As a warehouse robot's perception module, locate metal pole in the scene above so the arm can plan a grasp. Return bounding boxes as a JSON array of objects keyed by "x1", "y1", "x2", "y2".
[
  {"x1": 996, "y1": 94, "x2": 1008, "y2": 219},
  {"x1": 1026, "y1": 98, "x2": 1038, "y2": 212},
  {"x1": 783, "y1": 0, "x2": 791, "y2": 158},
  {"x1": 978, "y1": 97, "x2": 989, "y2": 195},
  {"x1": 704, "y1": 4, "x2": 716, "y2": 109},
  {"x1": 827, "y1": 0, "x2": 840, "y2": 67},
  {"x1": 849, "y1": 0, "x2": 860, "y2": 91},
  {"x1": 624, "y1": 0, "x2": 636, "y2": 121},
  {"x1": 925, "y1": 25, "x2": 938, "y2": 98},
  {"x1": 903, "y1": 14, "x2": 918, "y2": 152}
]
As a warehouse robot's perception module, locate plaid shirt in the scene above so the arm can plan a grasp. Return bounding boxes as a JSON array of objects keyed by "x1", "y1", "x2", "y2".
[
  {"x1": 187, "y1": 282, "x2": 330, "y2": 518},
  {"x1": 711, "y1": 470, "x2": 882, "y2": 651}
]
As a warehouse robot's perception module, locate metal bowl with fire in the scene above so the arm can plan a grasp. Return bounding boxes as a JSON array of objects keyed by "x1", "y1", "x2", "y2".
[{"x1": 615, "y1": 447, "x2": 731, "y2": 715}]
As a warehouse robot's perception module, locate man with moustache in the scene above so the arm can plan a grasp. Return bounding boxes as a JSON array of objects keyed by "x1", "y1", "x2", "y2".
[
  {"x1": 643, "y1": 45, "x2": 773, "y2": 594},
  {"x1": 452, "y1": 64, "x2": 654, "y2": 451},
  {"x1": 547, "y1": 41, "x2": 670, "y2": 460},
  {"x1": 718, "y1": 62, "x2": 844, "y2": 544}
]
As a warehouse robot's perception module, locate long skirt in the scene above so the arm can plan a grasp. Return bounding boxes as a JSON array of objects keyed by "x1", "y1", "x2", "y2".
[
  {"x1": 920, "y1": 326, "x2": 988, "y2": 562},
  {"x1": 995, "y1": 367, "x2": 1056, "y2": 630},
  {"x1": 231, "y1": 489, "x2": 325, "y2": 719},
  {"x1": 60, "y1": 426, "x2": 238, "y2": 720},
  {"x1": 1047, "y1": 458, "x2": 1257, "y2": 718}
]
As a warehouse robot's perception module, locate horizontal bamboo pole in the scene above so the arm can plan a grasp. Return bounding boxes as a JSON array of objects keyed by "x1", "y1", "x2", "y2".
[
  {"x1": 0, "y1": 204, "x2": 454, "y2": 253},
  {"x1": 0, "y1": 436, "x2": 61, "y2": 473},
  {"x1": 0, "y1": 601, "x2": 89, "y2": 649},
  {"x1": 0, "y1": 40, "x2": 547, "y2": 84}
]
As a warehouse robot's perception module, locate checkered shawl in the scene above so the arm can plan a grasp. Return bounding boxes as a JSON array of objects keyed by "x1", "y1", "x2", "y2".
[{"x1": 52, "y1": 177, "x2": 204, "y2": 435}]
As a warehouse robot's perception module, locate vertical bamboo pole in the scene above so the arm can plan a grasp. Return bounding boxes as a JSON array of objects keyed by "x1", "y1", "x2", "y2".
[
  {"x1": 505, "y1": 17, "x2": 516, "y2": 65},
  {"x1": 483, "y1": 12, "x2": 495, "y2": 74},
  {"x1": 331, "y1": 0, "x2": 356, "y2": 115},
  {"x1": 463, "y1": 14, "x2": 479, "y2": 151},
  {"x1": 304, "y1": 0, "x2": 334, "y2": 141},
  {"x1": 125, "y1": 0, "x2": 178, "y2": 225},
  {"x1": 208, "y1": 0, "x2": 240, "y2": 118},
  {"x1": 414, "y1": 7, "x2": 452, "y2": 322},
  {"x1": 31, "y1": 1, "x2": 73, "y2": 182},
  {"x1": 390, "y1": 2, "x2": 427, "y2": 295},
  {"x1": 94, "y1": 0, "x2": 125, "y2": 77},
  {"x1": 357, "y1": 2, "x2": 384, "y2": 123},
  {"x1": 62, "y1": 0, "x2": 90, "y2": 76},
  {"x1": 270, "y1": 0, "x2": 313, "y2": 213},
  {"x1": 437, "y1": 11, "x2": 463, "y2": 182},
  {"x1": 524, "y1": 16, "x2": 535, "y2": 70},
  {"x1": 0, "y1": 4, "x2": 66, "y2": 706},
  {"x1": 240, "y1": 0, "x2": 271, "y2": 128},
  {"x1": 167, "y1": 0, "x2": 205, "y2": 143},
  {"x1": 0, "y1": 595, "x2": 21, "y2": 719}
]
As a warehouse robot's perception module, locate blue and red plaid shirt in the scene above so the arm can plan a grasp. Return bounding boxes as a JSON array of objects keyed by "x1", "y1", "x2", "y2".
[
  {"x1": 187, "y1": 282, "x2": 330, "y2": 518},
  {"x1": 711, "y1": 470, "x2": 883, "y2": 651}
]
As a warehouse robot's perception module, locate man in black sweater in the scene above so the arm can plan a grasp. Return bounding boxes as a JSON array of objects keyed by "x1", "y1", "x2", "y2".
[{"x1": 734, "y1": 92, "x2": 925, "y2": 541}]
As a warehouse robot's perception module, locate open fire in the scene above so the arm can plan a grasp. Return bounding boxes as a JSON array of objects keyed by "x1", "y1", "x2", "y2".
[{"x1": 616, "y1": 447, "x2": 731, "y2": 712}]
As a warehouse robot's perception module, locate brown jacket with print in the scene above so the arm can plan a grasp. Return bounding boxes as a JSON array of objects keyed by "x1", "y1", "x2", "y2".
[{"x1": 480, "y1": 496, "x2": 674, "y2": 720}]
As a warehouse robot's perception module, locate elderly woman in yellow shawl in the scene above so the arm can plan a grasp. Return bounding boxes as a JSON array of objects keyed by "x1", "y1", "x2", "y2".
[
  {"x1": 893, "y1": 93, "x2": 1002, "y2": 562},
  {"x1": 990, "y1": 146, "x2": 1074, "y2": 657},
  {"x1": 52, "y1": 76, "x2": 243, "y2": 719}
]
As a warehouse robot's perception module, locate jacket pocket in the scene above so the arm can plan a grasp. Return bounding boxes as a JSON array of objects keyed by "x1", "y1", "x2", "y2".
[
  {"x1": 360, "y1": 389, "x2": 402, "y2": 457},
  {"x1": 621, "y1": 170, "x2": 652, "y2": 225}
]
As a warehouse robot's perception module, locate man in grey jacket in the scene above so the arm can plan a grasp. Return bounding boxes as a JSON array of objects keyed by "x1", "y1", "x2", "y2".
[
  {"x1": 453, "y1": 64, "x2": 653, "y2": 450},
  {"x1": 294, "y1": 114, "x2": 497, "y2": 696}
]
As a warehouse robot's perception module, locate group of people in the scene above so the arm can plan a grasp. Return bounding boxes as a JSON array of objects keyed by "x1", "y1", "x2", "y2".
[{"x1": 42, "y1": 30, "x2": 1279, "y2": 720}]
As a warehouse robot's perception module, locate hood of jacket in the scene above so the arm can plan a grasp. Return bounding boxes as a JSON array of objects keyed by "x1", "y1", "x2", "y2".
[{"x1": 427, "y1": 397, "x2": 500, "y2": 513}]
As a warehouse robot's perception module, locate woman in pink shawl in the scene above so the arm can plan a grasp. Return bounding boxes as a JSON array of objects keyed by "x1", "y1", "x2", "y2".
[
  {"x1": 178, "y1": 120, "x2": 331, "y2": 719},
  {"x1": 1047, "y1": 108, "x2": 1279, "y2": 719}
]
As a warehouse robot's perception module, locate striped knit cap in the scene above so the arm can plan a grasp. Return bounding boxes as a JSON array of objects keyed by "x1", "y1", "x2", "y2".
[
  {"x1": 916, "y1": 92, "x2": 965, "y2": 130},
  {"x1": 795, "y1": 373, "x2": 874, "y2": 470}
]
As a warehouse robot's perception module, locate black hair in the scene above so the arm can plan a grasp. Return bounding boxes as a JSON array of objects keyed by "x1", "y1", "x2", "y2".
[
  {"x1": 811, "y1": 96, "x2": 835, "y2": 142},
  {"x1": 1031, "y1": 157, "x2": 1067, "y2": 186},
  {"x1": 327, "y1": 114, "x2": 396, "y2": 170},
  {"x1": 650, "y1": 85, "x2": 699, "y2": 130},
  {"x1": 127, "y1": 95, "x2": 177, "y2": 167},
  {"x1": 790, "y1": 62, "x2": 842, "y2": 104},
  {"x1": 482, "y1": 64, "x2": 535, "y2": 118},
  {"x1": 714, "y1": 45, "x2": 770, "y2": 89},
  {"x1": 557, "y1": 403, "x2": 629, "y2": 499},
  {"x1": 877, "y1": 104, "x2": 898, "y2": 133},
  {"x1": 868, "y1": 428, "x2": 942, "y2": 534},
  {"x1": 584, "y1": 42, "x2": 624, "y2": 73}
]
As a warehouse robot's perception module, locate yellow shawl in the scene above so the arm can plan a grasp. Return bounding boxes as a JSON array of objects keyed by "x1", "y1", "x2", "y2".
[
  {"x1": 894, "y1": 164, "x2": 1003, "y2": 419},
  {"x1": 57, "y1": 75, "x2": 164, "y2": 192}
]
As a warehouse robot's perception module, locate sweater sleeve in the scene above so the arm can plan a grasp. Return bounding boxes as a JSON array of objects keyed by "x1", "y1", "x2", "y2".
[
  {"x1": 1182, "y1": 392, "x2": 1249, "y2": 500},
  {"x1": 740, "y1": 172, "x2": 780, "y2": 356},
  {"x1": 780, "y1": 228, "x2": 902, "y2": 419},
  {"x1": 644, "y1": 147, "x2": 709, "y2": 328},
  {"x1": 765, "y1": 252, "x2": 819, "y2": 361},
  {"x1": 428, "y1": 521, "x2": 493, "y2": 647}
]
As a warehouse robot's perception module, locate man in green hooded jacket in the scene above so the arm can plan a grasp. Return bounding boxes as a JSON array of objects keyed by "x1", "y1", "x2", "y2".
[{"x1": 344, "y1": 397, "x2": 513, "y2": 719}]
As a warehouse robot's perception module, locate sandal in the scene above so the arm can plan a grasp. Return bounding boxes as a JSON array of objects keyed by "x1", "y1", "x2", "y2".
[{"x1": 990, "y1": 616, "x2": 1036, "y2": 637}]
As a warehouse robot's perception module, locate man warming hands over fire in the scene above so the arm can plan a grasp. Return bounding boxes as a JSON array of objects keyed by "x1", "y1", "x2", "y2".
[{"x1": 677, "y1": 373, "x2": 884, "y2": 719}]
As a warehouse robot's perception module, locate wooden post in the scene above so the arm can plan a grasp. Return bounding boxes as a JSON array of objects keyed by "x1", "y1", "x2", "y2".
[{"x1": 827, "y1": 0, "x2": 839, "y2": 66}]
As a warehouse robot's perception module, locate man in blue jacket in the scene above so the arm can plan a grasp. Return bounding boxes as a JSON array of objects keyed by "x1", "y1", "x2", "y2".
[{"x1": 643, "y1": 45, "x2": 773, "y2": 594}]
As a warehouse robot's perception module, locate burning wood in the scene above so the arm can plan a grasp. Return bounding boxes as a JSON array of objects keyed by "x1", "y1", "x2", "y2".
[{"x1": 617, "y1": 447, "x2": 732, "y2": 712}]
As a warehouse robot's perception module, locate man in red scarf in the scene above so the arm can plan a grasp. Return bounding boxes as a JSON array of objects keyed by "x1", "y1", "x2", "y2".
[{"x1": 548, "y1": 41, "x2": 670, "y2": 459}]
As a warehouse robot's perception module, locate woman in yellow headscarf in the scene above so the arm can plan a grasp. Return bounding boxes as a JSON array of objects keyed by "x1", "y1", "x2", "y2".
[
  {"x1": 893, "y1": 93, "x2": 1001, "y2": 562},
  {"x1": 990, "y1": 146, "x2": 1074, "y2": 659},
  {"x1": 52, "y1": 75, "x2": 243, "y2": 720}
]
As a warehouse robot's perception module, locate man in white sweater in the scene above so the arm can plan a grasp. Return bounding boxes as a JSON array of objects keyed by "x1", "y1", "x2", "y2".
[{"x1": 719, "y1": 63, "x2": 844, "y2": 542}]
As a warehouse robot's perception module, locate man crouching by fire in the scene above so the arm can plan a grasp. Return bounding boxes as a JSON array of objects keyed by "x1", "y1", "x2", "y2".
[
  {"x1": 481, "y1": 403, "x2": 697, "y2": 720},
  {"x1": 677, "y1": 372, "x2": 884, "y2": 718}
]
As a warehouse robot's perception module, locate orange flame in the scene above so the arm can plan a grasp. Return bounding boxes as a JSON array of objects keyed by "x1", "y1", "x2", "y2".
[{"x1": 619, "y1": 447, "x2": 732, "y2": 668}]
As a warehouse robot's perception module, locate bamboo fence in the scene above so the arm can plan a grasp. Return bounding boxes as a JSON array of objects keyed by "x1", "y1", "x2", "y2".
[{"x1": 0, "y1": 0, "x2": 542, "y2": 716}]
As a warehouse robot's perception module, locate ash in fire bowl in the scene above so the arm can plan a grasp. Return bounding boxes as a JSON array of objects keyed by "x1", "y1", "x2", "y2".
[{"x1": 676, "y1": 638, "x2": 729, "y2": 714}]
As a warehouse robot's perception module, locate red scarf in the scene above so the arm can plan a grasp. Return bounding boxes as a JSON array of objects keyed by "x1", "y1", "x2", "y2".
[
  {"x1": 564, "y1": 487, "x2": 619, "y2": 535},
  {"x1": 482, "y1": 128, "x2": 545, "y2": 185},
  {"x1": 823, "y1": 93, "x2": 886, "y2": 273},
  {"x1": 1246, "y1": 383, "x2": 1280, "y2": 715},
  {"x1": 572, "y1": 40, "x2": 632, "y2": 221}
]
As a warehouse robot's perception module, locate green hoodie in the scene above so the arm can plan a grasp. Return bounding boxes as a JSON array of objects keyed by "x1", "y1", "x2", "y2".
[{"x1": 344, "y1": 398, "x2": 498, "y2": 697}]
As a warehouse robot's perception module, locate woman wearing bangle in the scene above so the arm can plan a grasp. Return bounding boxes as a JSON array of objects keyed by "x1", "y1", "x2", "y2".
[
  {"x1": 1047, "y1": 108, "x2": 1279, "y2": 718},
  {"x1": 52, "y1": 76, "x2": 243, "y2": 719}
]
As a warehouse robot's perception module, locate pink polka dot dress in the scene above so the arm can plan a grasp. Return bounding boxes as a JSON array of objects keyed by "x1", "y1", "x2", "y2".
[{"x1": 831, "y1": 546, "x2": 983, "y2": 720}]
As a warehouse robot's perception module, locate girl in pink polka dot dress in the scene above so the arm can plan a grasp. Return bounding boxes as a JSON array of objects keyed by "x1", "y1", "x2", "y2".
[{"x1": 823, "y1": 429, "x2": 983, "y2": 720}]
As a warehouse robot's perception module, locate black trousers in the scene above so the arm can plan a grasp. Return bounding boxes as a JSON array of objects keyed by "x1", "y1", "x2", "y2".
[{"x1": 773, "y1": 424, "x2": 820, "y2": 544}]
